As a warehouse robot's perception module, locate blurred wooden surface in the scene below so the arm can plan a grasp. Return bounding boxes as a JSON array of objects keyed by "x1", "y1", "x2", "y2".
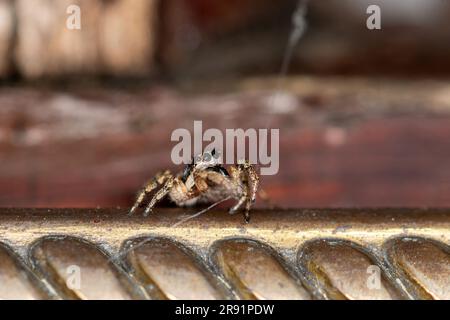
[
  {"x1": 1, "y1": 1, "x2": 450, "y2": 78},
  {"x1": 15, "y1": 0, "x2": 158, "y2": 78},
  {"x1": 0, "y1": 0, "x2": 13, "y2": 76},
  {"x1": 0, "y1": 76, "x2": 449, "y2": 208}
]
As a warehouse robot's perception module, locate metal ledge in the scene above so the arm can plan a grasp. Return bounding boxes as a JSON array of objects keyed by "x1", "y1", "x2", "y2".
[{"x1": 0, "y1": 208, "x2": 448, "y2": 300}]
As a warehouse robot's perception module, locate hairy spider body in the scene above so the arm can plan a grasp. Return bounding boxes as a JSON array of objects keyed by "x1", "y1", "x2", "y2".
[{"x1": 129, "y1": 150, "x2": 259, "y2": 223}]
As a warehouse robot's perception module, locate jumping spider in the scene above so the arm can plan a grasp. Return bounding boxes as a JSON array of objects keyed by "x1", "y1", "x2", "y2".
[{"x1": 129, "y1": 149, "x2": 259, "y2": 223}]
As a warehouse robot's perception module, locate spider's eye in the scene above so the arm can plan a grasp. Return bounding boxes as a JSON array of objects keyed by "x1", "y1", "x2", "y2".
[
  {"x1": 203, "y1": 152, "x2": 212, "y2": 162},
  {"x1": 194, "y1": 155, "x2": 202, "y2": 163}
]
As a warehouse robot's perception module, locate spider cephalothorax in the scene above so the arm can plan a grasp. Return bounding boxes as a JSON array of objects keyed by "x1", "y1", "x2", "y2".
[{"x1": 129, "y1": 149, "x2": 259, "y2": 223}]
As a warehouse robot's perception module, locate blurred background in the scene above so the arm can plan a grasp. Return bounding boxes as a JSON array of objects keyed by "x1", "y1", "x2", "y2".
[{"x1": 0, "y1": 0, "x2": 449, "y2": 208}]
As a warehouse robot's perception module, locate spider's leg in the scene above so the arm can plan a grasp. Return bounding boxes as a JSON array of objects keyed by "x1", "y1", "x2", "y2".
[
  {"x1": 129, "y1": 170, "x2": 172, "y2": 216},
  {"x1": 168, "y1": 178, "x2": 199, "y2": 205},
  {"x1": 239, "y1": 161, "x2": 259, "y2": 203},
  {"x1": 196, "y1": 170, "x2": 239, "y2": 209},
  {"x1": 193, "y1": 170, "x2": 209, "y2": 193},
  {"x1": 238, "y1": 160, "x2": 260, "y2": 223},
  {"x1": 228, "y1": 193, "x2": 247, "y2": 215},
  {"x1": 143, "y1": 177, "x2": 174, "y2": 217}
]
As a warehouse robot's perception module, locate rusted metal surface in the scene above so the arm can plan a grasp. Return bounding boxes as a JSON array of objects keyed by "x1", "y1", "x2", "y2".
[
  {"x1": 30, "y1": 237, "x2": 145, "y2": 300},
  {"x1": 125, "y1": 237, "x2": 227, "y2": 299},
  {"x1": 385, "y1": 237, "x2": 450, "y2": 300},
  {"x1": 298, "y1": 240, "x2": 401, "y2": 300},
  {"x1": 0, "y1": 243, "x2": 47, "y2": 299},
  {"x1": 211, "y1": 239, "x2": 311, "y2": 300},
  {"x1": 0, "y1": 208, "x2": 448, "y2": 300}
]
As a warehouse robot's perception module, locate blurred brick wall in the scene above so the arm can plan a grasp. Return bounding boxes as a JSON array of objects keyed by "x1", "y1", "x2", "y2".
[
  {"x1": 0, "y1": 1, "x2": 449, "y2": 209},
  {"x1": 0, "y1": 77, "x2": 449, "y2": 208}
]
